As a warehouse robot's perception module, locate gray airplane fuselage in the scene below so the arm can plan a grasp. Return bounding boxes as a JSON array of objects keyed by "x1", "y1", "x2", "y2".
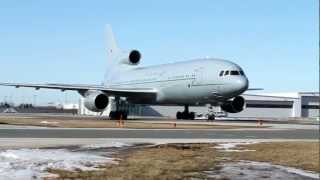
[
  {"x1": 105, "y1": 58, "x2": 249, "y2": 105},
  {"x1": 0, "y1": 26, "x2": 253, "y2": 119}
]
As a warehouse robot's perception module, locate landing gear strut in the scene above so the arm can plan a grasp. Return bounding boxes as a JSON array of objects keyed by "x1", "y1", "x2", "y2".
[
  {"x1": 109, "y1": 97, "x2": 128, "y2": 120},
  {"x1": 207, "y1": 106, "x2": 215, "y2": 121},
  {"x1": 176, "y1": 105, "x2": 195, "y2": 120}
]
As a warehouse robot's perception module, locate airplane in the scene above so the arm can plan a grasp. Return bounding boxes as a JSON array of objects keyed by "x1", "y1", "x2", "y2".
[{"x1": 0, "y1": 26, "x2": 260, "y2": 120}]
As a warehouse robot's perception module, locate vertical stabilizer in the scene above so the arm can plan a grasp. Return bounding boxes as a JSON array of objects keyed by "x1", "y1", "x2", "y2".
[
  {"x1": 105, "y1": 24, "x2": 121, "y2": 61},
  {"x1": 104, "y1": 25, "x2": 122, "y2": 85}
]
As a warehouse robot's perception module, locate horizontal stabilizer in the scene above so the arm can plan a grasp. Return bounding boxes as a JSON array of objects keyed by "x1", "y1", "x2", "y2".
[{"x1": 246, "y1": 88, "x2": 264, "y2": 91}]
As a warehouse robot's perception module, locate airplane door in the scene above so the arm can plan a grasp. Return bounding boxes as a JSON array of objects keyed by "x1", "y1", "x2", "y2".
[{"x1": 192, "y1": 67, "x2": 204, "y2": 86}]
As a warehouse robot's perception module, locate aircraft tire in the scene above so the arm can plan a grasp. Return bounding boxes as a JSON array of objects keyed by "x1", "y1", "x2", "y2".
[
  {"x1": 208, "y1": 114, "x2": 215, "y2": 121},
  {"x1": 109, "y1": 111, "x2": 128, "y2": 120},
  {"x1": 109, "y1": 111, "x2": 115, "y2": 120},
  {"x1": 189, "y1": 112, "x2": 195, "y2": 120},
  {"x1": 122, "y1": 111, "x2": 128, "y2": 120},
  {"x1": 176, "y1": 112, "x2": 182, "y2": 119},
  {"x1": 182, "y1": 112, "x2": 189, "y2": 120}
]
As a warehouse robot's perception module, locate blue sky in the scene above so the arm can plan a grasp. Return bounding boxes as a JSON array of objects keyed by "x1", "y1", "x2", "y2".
[{"x1": 0, "y1": 0, "x2": 318, "y2": 105}]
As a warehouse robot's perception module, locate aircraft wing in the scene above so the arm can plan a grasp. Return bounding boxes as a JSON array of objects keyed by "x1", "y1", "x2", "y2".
[{"x1": 0, "y1": 82, "x2": 157, "y2": 97}]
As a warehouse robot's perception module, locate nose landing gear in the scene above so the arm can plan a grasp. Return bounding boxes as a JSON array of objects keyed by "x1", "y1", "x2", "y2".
[
  {"x1": 176, "y1": 105, "x2": 195, "y2": 120},
  {"x1": 207, "y1": 114, "x2": 215, "y2": 121},
  {"x1": 207, "y1": 106, "x2": 215, "y2": 121}
]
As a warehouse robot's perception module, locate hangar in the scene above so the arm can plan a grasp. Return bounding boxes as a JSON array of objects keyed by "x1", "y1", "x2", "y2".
[{"x1": 78, "y1": 92, "x2": 319, "y2": 118}]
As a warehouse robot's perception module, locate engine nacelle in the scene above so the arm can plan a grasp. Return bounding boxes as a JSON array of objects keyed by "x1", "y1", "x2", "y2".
[
  {"x1": 120, "y1": 50, "x2": 141, "y2": 65},
  {"x1": 221, "y1": 96, "x2": 245, "y2": 113},
  {"x1": 84, "y1": 91, "x2": 109, "y2": 112}
]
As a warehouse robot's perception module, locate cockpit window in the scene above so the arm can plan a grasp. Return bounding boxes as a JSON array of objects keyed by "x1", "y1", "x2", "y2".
[
  {"x1": 222, "y1": 70, "x2": 245, "y2": 76},
  {"x1": 230, "y1": 71, "x2": 240, "y2": 75},
  {"x1": 219, "y1": 71, "x2": 224, "y2": 76}
]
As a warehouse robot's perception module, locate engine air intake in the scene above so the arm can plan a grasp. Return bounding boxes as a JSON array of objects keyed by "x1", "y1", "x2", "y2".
[
  {"x1": 129, "y1": 50, "x2": 141, "y2": 64},
  {"x1": 221, "y1": 96, "x2": 245, "y2": 113}
]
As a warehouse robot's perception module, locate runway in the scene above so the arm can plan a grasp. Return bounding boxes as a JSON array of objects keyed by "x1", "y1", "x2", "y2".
[{"x1": 0, "y1": 128, "x2": 318, "y2": 139}]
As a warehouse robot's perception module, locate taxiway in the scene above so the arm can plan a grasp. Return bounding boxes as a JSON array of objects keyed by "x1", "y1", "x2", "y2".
[{"x1": 0, "y1": 127, "x2": 317, "y2": 139}]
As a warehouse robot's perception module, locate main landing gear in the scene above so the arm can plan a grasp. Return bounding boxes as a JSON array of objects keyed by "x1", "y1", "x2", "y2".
[
  {"x1": 207, "y1": 106, "x2": 215, "y2": 121},
  {"x1": 109, "y1": 97, "x2": 128, "y2": 120},
  {"x1": 109, "y1": 111, "x2": 128, "y2": 120},
  {"x1": 176, "y1": 105, "x2": 195, "y2": 120}
]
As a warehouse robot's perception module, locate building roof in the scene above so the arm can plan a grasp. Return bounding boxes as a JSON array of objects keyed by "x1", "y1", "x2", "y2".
[{"x1": 245, "y1": 92, "x2": 319, "y2": 99}]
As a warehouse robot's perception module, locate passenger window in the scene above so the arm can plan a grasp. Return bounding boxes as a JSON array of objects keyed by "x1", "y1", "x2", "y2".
[
  {"x1": 231, "y1": 71, "x2": 240, "y2": 75},
  {"x1": 219, "y1": 71, "x2": 224, "y2": 76},
  {"x1": 224, "y1": 71, "x2": 229, "y2": 75}
]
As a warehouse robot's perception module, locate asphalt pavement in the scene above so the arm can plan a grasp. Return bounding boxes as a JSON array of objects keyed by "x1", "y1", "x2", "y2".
[{"x1": 0, "y1": 128, "x2": 318, "y2": 139}]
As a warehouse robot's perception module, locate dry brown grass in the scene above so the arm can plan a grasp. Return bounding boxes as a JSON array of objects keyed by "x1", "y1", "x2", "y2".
[
  {"x1": 231, "y1": 141, "x2": 320, "y2": 172},
  {"x1": 44, "y1": 142, "x2": 319, "y2": 180},
  {"x1": 46, "y1": 144, "x2": 222, "y2": 180},
  {"x1": 0, "y1": 116, "x2": 256, "y2": 129}
]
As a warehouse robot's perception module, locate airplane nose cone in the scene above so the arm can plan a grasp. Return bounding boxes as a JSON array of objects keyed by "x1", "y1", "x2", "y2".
[{"x1": 235, "y1": 77, "x2": 249, "y2": 93}]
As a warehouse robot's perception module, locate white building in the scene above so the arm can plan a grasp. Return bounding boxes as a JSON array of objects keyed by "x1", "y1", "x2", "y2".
[
  {"x1": 233, "y1": 92, "x2": 319, "y2": 118},
  {"x1": 78, "y1": 92, "x2": 319, "y2": 119},
  {"x1": 78, "y1": 97, "x2": 142, "y2": 116}
]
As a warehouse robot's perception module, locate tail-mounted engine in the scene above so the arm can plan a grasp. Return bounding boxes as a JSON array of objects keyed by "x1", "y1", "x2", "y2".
[
  {"x1": 120, "y1": 50, "x2": 141, "y2": 65},
  {"x1": 84, "y1": 91, "x2": 109, "y2": 112},
  {"x1": 221, "y1": 96, "x2": 245, "y2": 113}
]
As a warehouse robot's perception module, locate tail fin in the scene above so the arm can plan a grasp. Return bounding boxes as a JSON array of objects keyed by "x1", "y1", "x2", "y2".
[
  {"x1": 104, "y1": 25, "x2": 122, "y2": 85},
  {"x1": 105, "y1": 24, "x2": 121, "y2": 61}
]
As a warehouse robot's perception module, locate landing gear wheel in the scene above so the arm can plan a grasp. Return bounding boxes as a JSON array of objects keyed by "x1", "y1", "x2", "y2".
[
  {"x1": 176, "y1": 111, "x2": 182, "y2": 120},
  {"x1": 182, "y1": 112, "x2": 189, "y2": 120},
  {"x1": 176, "y1": 110, "x2": 195, "y2": 120},
  {"x1": 189, "y1": 112, "x2": 195, "y2": 120},
  {"x1": 109, "y1": 111, "x2": 128, "y2": 120},
  {"x1": 208, "y1": 114, "x2": 215, "y2": 121},
  {"x1": 109, "y1": 111, "x2": 115, "y2": 120},
  {"x1": 122, "y1": 111, "x2": 128, "y2": 120},
  {"x1": 110, "y1": 111, "x2": 121, "y2": 120}
]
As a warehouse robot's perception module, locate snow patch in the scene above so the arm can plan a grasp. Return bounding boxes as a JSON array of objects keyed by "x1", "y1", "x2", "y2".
[
  {"x1": 243, "y1": 161, "x2": 320, "y2": 179},
  {"x1": 284, "y1": 167, "x2": 319, "y2": 179},
  {"x1": 205, "y1": 161, "x2": 319, "y2": 180},
  {"x1": 0, "y1": 148, "x2": 114, "y2": 180},
  {"x1": 214, "y1": 142, "x2": 257, "y2": 152}
]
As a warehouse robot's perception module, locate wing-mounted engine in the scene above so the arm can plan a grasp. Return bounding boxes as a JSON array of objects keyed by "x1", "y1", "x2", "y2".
[
  {"x1": 221, "y1": 96, "x2": 245, "y2": 113},
  {"x1": 84, "y1": 91, "x2": 109, "y2": 112},
  {"x1": 119, "y1": 50, "x2": 141, "y2": 65}
]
